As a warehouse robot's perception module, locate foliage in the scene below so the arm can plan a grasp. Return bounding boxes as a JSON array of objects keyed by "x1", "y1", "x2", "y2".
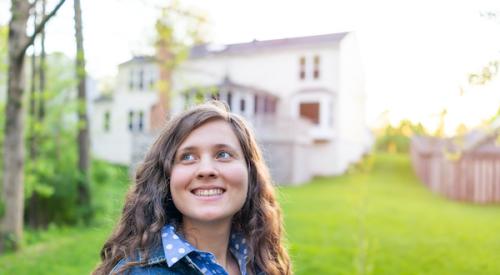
[
  {"x1": 22, "y1": 52, "x2": 98, "y2": 226},
  {"x1": 0, "y1": 24, "x2": 7, "y2": 72},
  {"x1": 347, "y1": 152, "x2": 375, "y2": 174},
  {"x1": 469, "y1": 11, "x2": 500, "y2": 86},
  {"x1": 0, "y1": 102, "x2": 4, "y2": 218},
  {"x1": 0, "y1": 23, "x2": 7, "y2": 167},
  {"x1": 469, "y1": 61, "x2": 499, "y2": 85},
  {"x1": 0, "y1": 24, "x2": 6, "y2": 220},
  {"x1": 155, "y1": 1, "x2": 208, "y2": 56},
  {"x1": 155, "y1": 1, "x2": 208, "y2": 98},
  {"x1": 1, "y1": 154, "x2": 500, "y2": 274},
  {"x1": 0, "y1": 160, "x2": 129, "y2": 273},
  {"x1": 486, "y1": 106, "x2": 500, "y2": 123},
  {"x1": 375, "y1": 119, "x2": 428, "y2": 153}
]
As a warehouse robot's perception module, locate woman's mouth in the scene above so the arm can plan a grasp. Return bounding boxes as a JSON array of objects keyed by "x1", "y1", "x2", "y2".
[{"x1": 192, "y1": 188, "x2": 225, "y2": 197}]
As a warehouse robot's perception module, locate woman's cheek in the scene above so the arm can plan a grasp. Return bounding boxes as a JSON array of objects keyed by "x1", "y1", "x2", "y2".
[
  {"x1": 223, "y1": 162, "x2": 249, "y2": 187},
  {"x1": 170, "y1": 166, "x2": 195, "y2": 188}
]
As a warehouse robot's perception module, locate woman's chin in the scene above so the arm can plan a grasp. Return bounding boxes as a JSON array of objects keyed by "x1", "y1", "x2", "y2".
[{"x1": 187, "y1": 211, "x2": 233, "y2": 224}]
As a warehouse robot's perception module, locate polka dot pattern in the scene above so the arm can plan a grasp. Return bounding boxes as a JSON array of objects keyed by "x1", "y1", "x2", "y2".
[{"x1": 160, "y1": 224, "x2": 249, "y2": 275}]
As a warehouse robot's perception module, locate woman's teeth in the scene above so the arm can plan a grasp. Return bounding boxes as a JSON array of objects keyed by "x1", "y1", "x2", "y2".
[{"x1": 194, "y1": 188, "x2": 224, "y2": 196}]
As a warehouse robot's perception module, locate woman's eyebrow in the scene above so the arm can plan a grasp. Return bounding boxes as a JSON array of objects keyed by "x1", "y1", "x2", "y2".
[
  {"x1": 176, "y1": 146, "x2": 197, "y2": 152},
  {"x1": 213, "y1": 143, "x2": 238, "y2": 150},
  {"x1": 177, "y1": 144, "x2": 238, "y2": 152}
]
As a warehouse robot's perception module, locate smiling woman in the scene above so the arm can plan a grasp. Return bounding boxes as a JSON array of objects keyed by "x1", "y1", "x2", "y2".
[
  {"x1": 170, "y1": 120, "x2": 249, "y2": 226},
  {"x1": 93, "y1": 101, "x2": 292, "y2": 275}
]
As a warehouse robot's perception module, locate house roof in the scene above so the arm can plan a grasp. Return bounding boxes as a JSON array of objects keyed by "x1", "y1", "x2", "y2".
[
  {"x1": 190, "y1": 32, "x2": 349, "y2": 58},
  {"x1": 217, "y1": 76, "x2": 277, "y2": 98},
  {"x1": 117, "y1": 32, "x2": 350, "y2": 65},
  {"x1": 93, "y1": 94, "x2": 113, "y2": 103},
  {"x1": 118, "y1": 55, "x2": 157, "y2": 67}
]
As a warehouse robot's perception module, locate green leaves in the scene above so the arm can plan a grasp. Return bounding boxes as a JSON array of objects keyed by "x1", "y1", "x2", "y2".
[
  {"x1": 469, "y1": 61, "x2": 499, "y2": 85},
  {"x1": 20, "y1": 52, "x2": 93, "y2": 226},
  {"x1": 0, "y1": 25, "x2": 7, "y2": 64},
  {"x1": 376, "y1": 120, "x2": 429, "y2": 153}
]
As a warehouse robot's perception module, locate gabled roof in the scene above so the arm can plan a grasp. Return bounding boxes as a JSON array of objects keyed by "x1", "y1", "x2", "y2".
[
  {"x1": 118, "y1": 55, "x2": 157, "y2": 67},
  {"x1": 190, "y1": 32, "x2": 349, "y2": 58},
  {"x1": 93, "y1": 94, "x2": 113, "y2": 103},
  {"x1": 217, "y1": 76, "x2": 277, "y2": 98},
  {"x1": 117, "y1": 32, "x2": 350, "y2": 65}
]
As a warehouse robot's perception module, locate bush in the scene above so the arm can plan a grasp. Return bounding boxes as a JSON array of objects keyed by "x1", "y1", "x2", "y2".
[{"x1": 375, "y1": 120, "x2": 428, "y2": 153}]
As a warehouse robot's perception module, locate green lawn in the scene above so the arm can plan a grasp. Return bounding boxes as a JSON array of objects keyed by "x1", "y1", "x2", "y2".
[
  {"x1": 281, "y1": 154, "x2": 500, "y2": 275},
  {"x1": 1, "y1": 153, "x2": 499, "y2": 274}
]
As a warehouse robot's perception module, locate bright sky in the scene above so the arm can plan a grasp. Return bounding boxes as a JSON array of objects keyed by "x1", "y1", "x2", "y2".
[{"x1": 1, "y1": 0, "x2": 500, "y2": 133}]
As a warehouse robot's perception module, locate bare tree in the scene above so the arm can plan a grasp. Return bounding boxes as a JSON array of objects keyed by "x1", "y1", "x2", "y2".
[
  {"x1": 74, "y1": 0, "x2": 91, "y2": 223},
  {"x1": 0, "y1": 0, "x2": 66, "y2": 252}
]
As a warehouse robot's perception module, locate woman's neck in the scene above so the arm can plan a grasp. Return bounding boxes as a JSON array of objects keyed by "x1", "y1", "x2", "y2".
[{"x1": 182, "y1": 218, "x2": 233, "y2": 268}]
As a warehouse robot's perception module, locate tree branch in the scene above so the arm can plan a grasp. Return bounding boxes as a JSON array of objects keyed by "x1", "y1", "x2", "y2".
[
  {"x1": 19, "y1": 0, "x2": 67, "y2": 59},
  {"x1": 29, "y1": 0, "x2": 38, "y2": 11}
]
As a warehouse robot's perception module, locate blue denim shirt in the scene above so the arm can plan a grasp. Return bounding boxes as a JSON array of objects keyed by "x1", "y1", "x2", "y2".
[{"x1": 110, "y1": 224, "x2": 259, "y2": 275}]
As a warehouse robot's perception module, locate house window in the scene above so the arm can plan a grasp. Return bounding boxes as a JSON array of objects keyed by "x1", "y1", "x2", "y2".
[
  {"x1": 129, "y1": 69, "x2": 134, "y2": 90},
  {"x1": 138, "y1": 69, "x2": 144, "y2": 90},
  {"x1": 138, "y1": 111, "x2": 144, "y2": 132},
  {"x1": 226, "y1": 91, "x2": 232, "y2": 110},
  {"x1": 270, "y1": 98, "x2": 277, "y2": 113},
  {"x1": 264, "y1": 96, "x2": 277, "y2": 114},
  {"x1": 184, "y1": 92, "x2": 190, "y2": 108},
  {"x1": 299, "y1": 102, "x2": 320, "y2": 125},
  {"x1": 313, "y1": 55, "x2": 320, "y2": 79},
  {"x1": 254, "y1": 94, "x2": 259, "y2": 114},
  {"x1": 240, "y1": 99, "x2": 246, "y2": 112},
  {"x1": 128, "y1": 111, "x2": 134, "y2": 131},
  {"x1": 211, "y1": 90, "x2": 220, "y2": 100},
  {"x1": 299, "y1": 56, "x2": 306, "y2": 80},
  {"x1": 149, "y1": 77, "x2": 155, "y2": 90},
  {"x1": 104, "y1": 111, "x2": 111, "y2": 132}
]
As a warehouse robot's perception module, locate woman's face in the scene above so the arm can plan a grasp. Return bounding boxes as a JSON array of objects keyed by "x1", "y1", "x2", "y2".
[{"x1": 170, "y1": 119, "x2": 249, "y2": 225}]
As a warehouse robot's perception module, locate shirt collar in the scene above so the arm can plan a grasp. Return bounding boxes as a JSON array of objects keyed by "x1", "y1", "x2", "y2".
[
  {"x1": 161, "y1": 225, "x2": 195, "y2": 267},
  {"x1": 160, "y1": 224, "x2": 249, "y2": 274}
]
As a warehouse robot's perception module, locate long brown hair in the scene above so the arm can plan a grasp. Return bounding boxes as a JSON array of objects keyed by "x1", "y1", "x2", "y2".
[{"x1": 93, "y1": 101, "x2": 291, "y2": 275}]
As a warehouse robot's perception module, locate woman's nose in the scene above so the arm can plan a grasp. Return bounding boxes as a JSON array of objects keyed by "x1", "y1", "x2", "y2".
[{"x1": 196, "y1": 157, "x2": 218, "y2": 179}]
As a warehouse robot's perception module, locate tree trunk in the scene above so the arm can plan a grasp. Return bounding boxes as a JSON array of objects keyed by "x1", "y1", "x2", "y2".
[
  {"x1": 39, "y1": 0, "x2": 46, "y2": 120},
  {"x1": 74, "y1": 0, "x2": 91, "y2": 223},
  {"x1": 27, "y1": 0, "x2": 48, "y2": 230},
  {"x1": 28, "y1": 0, "x2": 39, "y2": 229},
  {"x1": 1, "y1": 0, "x2": 30, "y2": 252},
  {"x1": 0, "y1": 0, "x2": 66, "y2": 252}
]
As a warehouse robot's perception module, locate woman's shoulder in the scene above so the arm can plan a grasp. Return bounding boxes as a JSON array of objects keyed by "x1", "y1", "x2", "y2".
[
  {"x1": 109, "y1": 243, "x2": 203, "y2": 275},
  {"x1": 109, "y1": 257, "x2": 201, "y2": 275}
]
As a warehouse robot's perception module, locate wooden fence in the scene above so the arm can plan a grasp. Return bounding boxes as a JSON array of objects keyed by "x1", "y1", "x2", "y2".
[{"x1": 410, "y1": 136, "x2": 500, "y2": 203}]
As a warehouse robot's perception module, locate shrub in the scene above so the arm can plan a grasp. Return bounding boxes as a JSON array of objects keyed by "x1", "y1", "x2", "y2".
[{"x1": 375, "y1": 120, "x2": 428, "y2": 153}]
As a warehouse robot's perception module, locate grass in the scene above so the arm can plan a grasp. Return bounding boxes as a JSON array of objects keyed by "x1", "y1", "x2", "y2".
[
  {"x1": 0, "y1": 163, "x2": 131, "y2": 275},
  {"x1": 280, "y1": 154, "x2": 500, "y2": 275},
  {"x1": 1, "y1": 153, "x2": 499, "y2": 274}
]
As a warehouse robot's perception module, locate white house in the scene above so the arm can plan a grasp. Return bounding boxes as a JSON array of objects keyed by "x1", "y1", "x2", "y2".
[
  {"x1": 91, "y1": 32, "x2": 373, "y2": 184},
  {"x1": 91, "y1": 56, "x2": 159, "y2": 164}
]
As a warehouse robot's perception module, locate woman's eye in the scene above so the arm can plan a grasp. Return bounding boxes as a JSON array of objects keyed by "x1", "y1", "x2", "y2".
[
  {"x1": 216, "y1": 151, "x2": 232, "y2": 160},
  {"x1": 180, "y1": 153, "x2": 195, "y2": 162}
]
